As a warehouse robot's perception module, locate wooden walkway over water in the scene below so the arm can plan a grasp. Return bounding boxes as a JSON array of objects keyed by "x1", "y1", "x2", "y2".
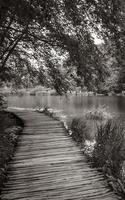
[{"x1": 1, "y1": 109, "x2": 119, "y2": 200}]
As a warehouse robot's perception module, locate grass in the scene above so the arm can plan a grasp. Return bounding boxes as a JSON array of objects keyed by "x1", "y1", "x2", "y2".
[
  {"x1": 70, "y1": 106, "x2": 112, "y2": 146},
  {"x1": 92, "y1": 119, "x2": 125, "y2": 197},
  {"x1": 71, "y1": 117, "x2": 92, "y2": 146},
  {"x1": 0, "y1": 110, "x2": 24, "y2": 192},
  {"x1": 92, "y1": 119, "x2": 125, "y2": 175},
  {"x1": 84, "y1": 106, "x2": 112, "y2": 121},
  {"x1": 70, "y1": 106, "x2": 125, "y2": 198}
]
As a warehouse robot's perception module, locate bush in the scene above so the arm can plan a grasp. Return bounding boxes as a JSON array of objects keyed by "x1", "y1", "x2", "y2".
[
  {"x1": 70, "y1": 106, "x2": 112, "y2": 147},
  {"x1": 0, "y1": 94, "x2": 7, "y2": 110},
  {"x1": 71, "y1": 117, "x2": 90, "y2": 146},
  {"x1": 92, "y1": 119, "x2": 125, "y2": 178},
  {"x1": 92, "y1": 119, "x2": 125, "y2": 197},
  {"x1": 0, "y1": 111, "x2": 24, "y2": 191},
  {"x1": 70, "y1": 106, "x2": 125, "y2": 196},
  {"x1": 84, "y1": 106, "x2": 112, "y2": 121}
]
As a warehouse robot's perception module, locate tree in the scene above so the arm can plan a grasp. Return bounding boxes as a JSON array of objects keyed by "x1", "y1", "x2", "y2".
[{"x1": 0, "y1": 0, "x2": 124, "y2": 93}]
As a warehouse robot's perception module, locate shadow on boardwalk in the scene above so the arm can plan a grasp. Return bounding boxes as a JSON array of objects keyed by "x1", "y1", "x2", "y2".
[{"x1": 1, "y1": 109, "x2": 120, "y2": 200}]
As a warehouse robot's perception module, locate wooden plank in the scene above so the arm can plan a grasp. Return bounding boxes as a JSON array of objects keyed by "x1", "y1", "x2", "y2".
[{"x1": 0, "y1": 109, "x2": 119, "y2": 200}]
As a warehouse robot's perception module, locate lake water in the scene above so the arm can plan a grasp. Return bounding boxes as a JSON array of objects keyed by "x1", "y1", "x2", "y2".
[{"x1": 7, "y1": 94, "x2": 125, "y2": 120}]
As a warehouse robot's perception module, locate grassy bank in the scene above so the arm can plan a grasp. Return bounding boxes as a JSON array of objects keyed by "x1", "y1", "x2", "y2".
[
  {"x1": 0, "y1": 110, "x2": 24, "y2": 192},
  {"x1": 70, "y1": 107, "x2": 125, "y2": 198}
]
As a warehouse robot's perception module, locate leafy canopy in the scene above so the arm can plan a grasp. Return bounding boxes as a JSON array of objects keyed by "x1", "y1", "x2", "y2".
[{"x1": 0, "y1": 0, "x2": 124, "y2": 92}]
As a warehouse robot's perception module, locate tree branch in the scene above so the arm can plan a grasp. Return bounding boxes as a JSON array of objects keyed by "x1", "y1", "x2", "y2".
[{"x1": 1, "y1": 33, "x2": 25, "y2": 69}]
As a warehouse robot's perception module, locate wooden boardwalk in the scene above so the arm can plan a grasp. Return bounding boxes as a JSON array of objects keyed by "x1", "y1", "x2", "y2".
[{"x1": 1, "y1": 109, "x2": 119, "y2": 200}]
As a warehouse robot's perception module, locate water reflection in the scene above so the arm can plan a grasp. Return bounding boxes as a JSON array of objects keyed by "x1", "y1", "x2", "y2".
[{"x1": 7, "y1": 94, "x2": 125, "y2": 118}]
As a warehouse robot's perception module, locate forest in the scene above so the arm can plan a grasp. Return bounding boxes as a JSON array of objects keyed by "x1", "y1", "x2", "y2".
[{"x1": 0, "y1": 0, "x2": 125, "y2": 95}]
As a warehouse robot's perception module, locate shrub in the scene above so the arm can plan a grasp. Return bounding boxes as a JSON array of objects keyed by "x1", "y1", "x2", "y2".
[
  {"x1": 84, "y1": 106, "x2": 112, "y2": 121},
  {"x1": 71, "y1": 117, "x2": 90, "y2": 146},
  {"x1": 0, "y1": 94, "x2": 7, "y2": 110},
  {"x1": 70, "y1": 106, "x2": 112, "y2": 147},
  {"x1": 70, "y1": 106, "x2": 125, "y2": 196},
  {"x1": 0, "y1": 111, "x2": 24, "y2": 191},
  {"x1": 92, "y1": 119, "x2": 125, "y2": 179}
]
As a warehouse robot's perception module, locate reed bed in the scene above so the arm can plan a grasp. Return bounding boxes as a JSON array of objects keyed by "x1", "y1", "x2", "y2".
[{"x1": 70, "y1": 106, "x2": 125, "y2": 197}]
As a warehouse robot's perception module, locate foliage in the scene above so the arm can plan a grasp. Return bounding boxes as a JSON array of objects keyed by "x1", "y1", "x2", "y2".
[
  {"x1": 92, "y1": 119, "x2": 125, "y2": 197},
  {"x1": 71, "y1": 107, "x2": 125, "y2": 196},
  {"x1": 0, "y1": 111, "x2": 23, "y2": 191},
  {"x1": 71, "y1": 117, "x2": 90, "y2": 146},
  {"x1": 0, "y1": 94, "x2": 7, "y2": 110},
  {"x1": 38, "y1": 48, "x2": 77, "y2": 94},
  {"x1": 84, "y1": 106, "x2": 112, "y2": 121},
  {"x1": 0, "y1": 0, "x2": 124, "y2": 92},
  {"x1": 70, "y1": 106, "x2": 112, "y2": 146},
  {"x1": 92, "y1": 120, "x2": 125, "y2": 176}
]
